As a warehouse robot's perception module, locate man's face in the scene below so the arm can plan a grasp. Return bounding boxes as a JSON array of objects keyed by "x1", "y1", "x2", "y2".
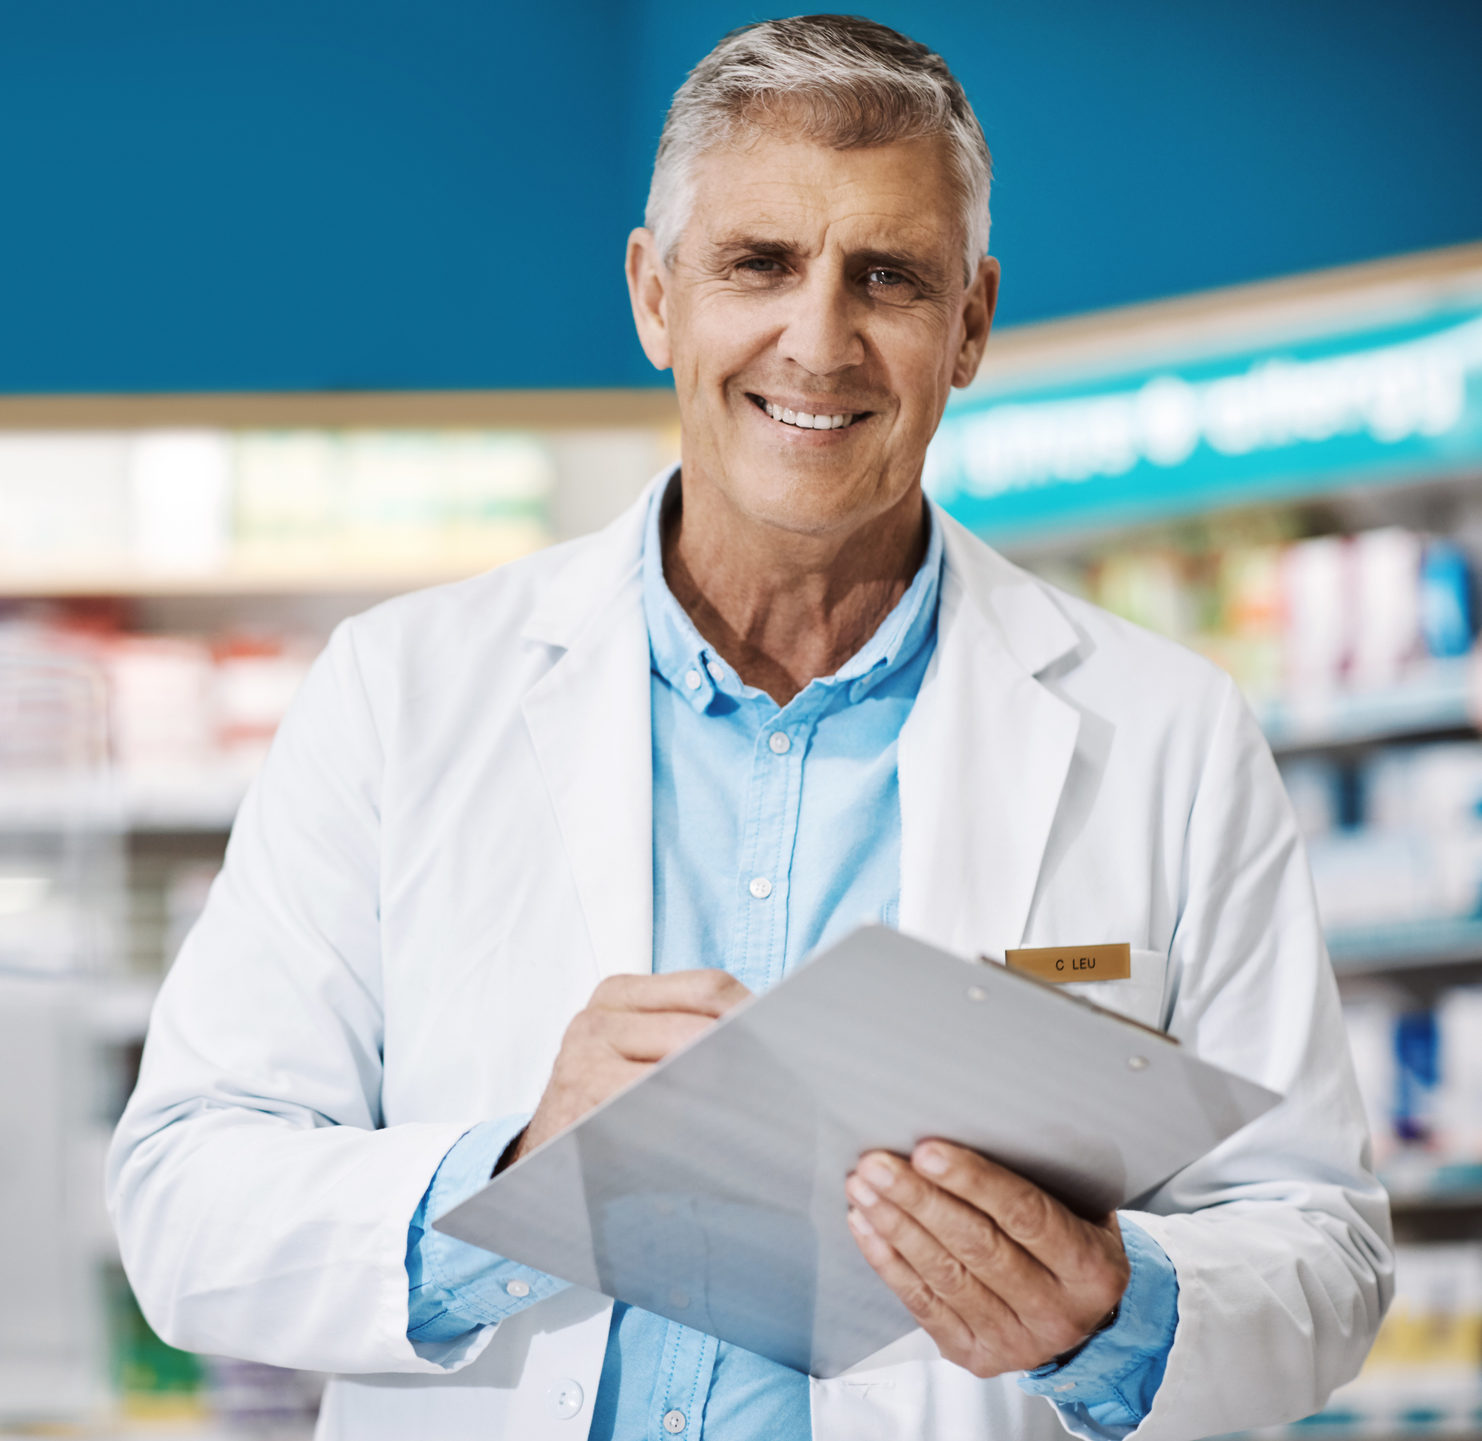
[{"x1": 627, "y1": 126, "x2": 998, "y2": 541}]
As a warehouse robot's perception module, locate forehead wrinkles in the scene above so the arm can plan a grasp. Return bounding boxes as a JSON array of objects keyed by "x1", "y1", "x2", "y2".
[
  {"x1": 687, "y1": 134, "x2": 961, "y2": 267},
  {"x1": 698, "y1": 180, "x2": 953, "y2": 270}
]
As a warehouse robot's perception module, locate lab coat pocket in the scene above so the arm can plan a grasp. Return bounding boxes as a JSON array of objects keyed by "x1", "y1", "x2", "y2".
[{"x1": 1058, "y1": 947, "x2": 1170, "y2": 1033}]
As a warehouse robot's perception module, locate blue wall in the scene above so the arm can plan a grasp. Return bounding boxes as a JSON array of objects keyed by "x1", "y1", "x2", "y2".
[{"x1": 3, "y1": 0, "x2": 1480, "y2": 393}]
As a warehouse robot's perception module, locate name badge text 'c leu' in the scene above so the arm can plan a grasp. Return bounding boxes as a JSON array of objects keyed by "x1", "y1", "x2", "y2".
[{"x1": 1003, "y1": 943, "x2": 1132, "y2": 983}]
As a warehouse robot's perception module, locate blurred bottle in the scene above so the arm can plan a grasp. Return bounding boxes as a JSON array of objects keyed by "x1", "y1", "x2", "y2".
[
  {"x1": 1395, "y1": 1009, "x2": 1440, "y2": 1147},
  {"x1": 1420, "y1": 540, "x2": 1475, "y2": 659}
]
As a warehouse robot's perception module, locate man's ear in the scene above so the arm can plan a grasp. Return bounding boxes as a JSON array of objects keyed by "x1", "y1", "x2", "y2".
[
  {"x1": 626, "y1": 227, "x2": 674, "y2": 372},
  {"x1": 951, "y1": 255, "x2": 1000, "y2": 389}
]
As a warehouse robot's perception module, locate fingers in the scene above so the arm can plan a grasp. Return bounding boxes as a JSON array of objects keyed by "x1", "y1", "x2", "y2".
[
  {"x1": 844, "y1": 1210, "x2": 985, "y2": 1366},
  {"x1": 846, "y1": 1155, "x2": 1078, "y2": 1369},
  {"x1": 911, "y1": 1142, "x2": 1124, "y2": 1295},
  {"x1": 570, "y1": 1005, "x2": 717, "y2": 1063},
  {"x1": 590, "y1": 969, "x2": 753, "y2": 1018},
  {"x1": 847, "y1": 1152, "x2": 1051, "y2": 1303}
]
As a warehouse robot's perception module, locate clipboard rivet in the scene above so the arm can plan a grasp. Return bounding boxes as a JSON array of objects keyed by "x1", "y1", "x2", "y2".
[
  {"x1": 967, "y1": 986, "x2": 988, "y2": 1002},
  {"x1": 1127, "y1": 1055, "x2": 1150, "y2": 1071}
]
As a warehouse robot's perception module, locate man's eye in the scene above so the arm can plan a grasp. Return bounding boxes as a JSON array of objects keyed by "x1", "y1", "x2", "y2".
[
  {"x1": 738, "y1": 257, "x2": 782, "y2": 274},
  {"x1": 866, "y1": 268, "x2": 907, "y2": 288}
]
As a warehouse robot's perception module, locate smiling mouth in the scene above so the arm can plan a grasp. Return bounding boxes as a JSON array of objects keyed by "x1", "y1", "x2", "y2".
[{"x1": 747, "y1": 393, "x2": 870, "y2": 430}]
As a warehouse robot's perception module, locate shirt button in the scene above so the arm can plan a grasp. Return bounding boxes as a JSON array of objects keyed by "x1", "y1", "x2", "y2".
[
  {"x1": 505, "y1": 1279, "x2": 530, "y2": 1298},
  {"x1": 768, "y1": 731, "x2": 791, "y2": 754},
  {"x1": 684, "y1": 669, "x2": 702, "y2": 691},
  {"x1": 664, "y1": 1411, "x2": 687, "y2": 1434},
  {"x1": 749, "y1": 876, "x2": 773, "y2": 900},
  {"x1": 707, "y1": 659, "x2": 725, "y2": 681},
  {"x1": 548, "y1": 1379, "x2": 584, "y2": 1418}
]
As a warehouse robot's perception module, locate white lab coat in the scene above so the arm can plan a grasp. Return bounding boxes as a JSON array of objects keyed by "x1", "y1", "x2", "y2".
[{"x1": 108, "y1": 472, "x2": 1392, "y2": 1441}]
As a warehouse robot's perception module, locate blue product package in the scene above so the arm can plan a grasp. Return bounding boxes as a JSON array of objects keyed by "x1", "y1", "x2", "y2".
[
  {"x1": 1419, "y1": 541, "x2": 1474, "y2": 658},
  {"x1": 1393, "y1": 1009, "x2": 1440, "y2": 1144}
]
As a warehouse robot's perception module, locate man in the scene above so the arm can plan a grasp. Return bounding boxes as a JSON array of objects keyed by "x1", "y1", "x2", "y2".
[{"x1": 108, "y1": 16, "x2": 1392, "y2": 1441}]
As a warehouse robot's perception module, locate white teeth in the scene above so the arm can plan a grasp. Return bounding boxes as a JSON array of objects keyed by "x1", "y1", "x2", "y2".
[{"x1": 761, "y1": 398, "x2": 856, "y2": 430}]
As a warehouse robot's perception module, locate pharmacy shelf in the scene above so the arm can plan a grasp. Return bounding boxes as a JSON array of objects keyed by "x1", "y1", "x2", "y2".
[
  {"x1": 1259, "y1": 658, "x2": 1479, "y2": 754},
  {"x1": 1, "y1": 1426, "x2": 315, "y2": 1440},
  {"x1": 1382, "y1": 1158, "x2": 1482, "y2": 1211},
  {"x1": 0, "y1": 538, "x2": 547, "y2": 599},
  {"x1": 0, "y1": 769, "x2": 252, "y2": 833},
  {"x1": 1238, "y1": 1425, "x2": 1482, "y2": 1441},
  {"x1": 1327, "y1": 918, "x2": 1482, "y2": 975}
]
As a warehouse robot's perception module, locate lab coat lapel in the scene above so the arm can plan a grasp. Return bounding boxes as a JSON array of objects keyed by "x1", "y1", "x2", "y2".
[
  {"x1": 899, "y1": 511, "x2": 1082, "y2": 960},
  {"x1": 520, "y1": 492, "x2": 657, "y2": 983}
]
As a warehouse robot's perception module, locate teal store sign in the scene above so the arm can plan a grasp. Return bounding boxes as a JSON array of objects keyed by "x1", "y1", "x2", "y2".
[{"x1": 925, "y1": 302, "x2": 1482, "y2": 542}]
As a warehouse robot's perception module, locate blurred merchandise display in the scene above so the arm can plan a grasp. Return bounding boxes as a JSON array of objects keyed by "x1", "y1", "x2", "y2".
[
  {"x1": 1340, "y1": 987, "x2": 1482, "y2": 1188},
  {"x1": 0, "y1": 427, "x2": 555, "y2": 587},
  {"x1": 1, "y1": 609, "x2": 318, "y2": 808},
  {"x1": 1282, "y1": 741, "x2": 1482, "y2": 933},
  {"x1": 1312, "y1": 1244, "x2": 1482, "y2": 1431},
  {"x1": 103, "y1": 1266, "x2": 322, "y2": 1432},
  {"x1": 1032, "y1": 521, "x2": 1478, "y2": 714}
]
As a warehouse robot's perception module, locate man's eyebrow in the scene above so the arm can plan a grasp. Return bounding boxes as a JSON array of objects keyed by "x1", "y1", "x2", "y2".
[{"x1": 707, "y1": 235, "x2": 800, "y2": 260}]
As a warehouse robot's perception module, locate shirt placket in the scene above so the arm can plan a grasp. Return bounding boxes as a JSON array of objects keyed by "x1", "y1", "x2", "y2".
[
  {"x1": 730, "y1": 690, "x2": 824, "y2": 991},
  {"x1": 651, "y1": 1322, "x2": 716, "y2": 1440}
]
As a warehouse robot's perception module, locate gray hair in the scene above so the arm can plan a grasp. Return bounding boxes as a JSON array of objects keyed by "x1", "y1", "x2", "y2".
[{"x1": 645, "y1": 15, "x2": 992, "y2": 286}]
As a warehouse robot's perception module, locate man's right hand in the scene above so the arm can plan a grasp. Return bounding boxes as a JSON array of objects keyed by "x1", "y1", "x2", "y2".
[{"x1": 501, "y1": 969, "x2": 753, "y2": 1170}]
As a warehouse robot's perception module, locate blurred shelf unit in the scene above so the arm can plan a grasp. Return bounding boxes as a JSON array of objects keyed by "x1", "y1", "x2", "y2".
[
  {"x1": 1260, "y1": 656, "x2": 1481, "y2": 754},
  {"x1": 1329, "y1": 919, "x2": 1482, "y2": 977},
  {"x1": 0, "y1": 390, "x2": 681, "y2": 600},
  {"x1": 0, "y1": 427, "x2": 553, "y2": 598}
]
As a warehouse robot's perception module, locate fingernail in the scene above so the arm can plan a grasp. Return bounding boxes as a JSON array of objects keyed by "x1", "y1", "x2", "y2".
[
  {"x1": 860, "y1": 1156, "x2": 895, "y2": 1190},
  {"x1": 847, "y1": 1207, "x2": 875, "y2": 1236},
  {"x1": 846, "y1": 1173, "x2": 879, "y2": 1208},
  {"x1": 914, "y1": 1146, "x2": 948, "y2": 1176}
]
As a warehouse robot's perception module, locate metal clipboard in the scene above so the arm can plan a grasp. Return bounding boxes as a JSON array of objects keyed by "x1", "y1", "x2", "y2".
[{"x1": 434, "y1": 924, "x2": 1279, "y2": 1377}]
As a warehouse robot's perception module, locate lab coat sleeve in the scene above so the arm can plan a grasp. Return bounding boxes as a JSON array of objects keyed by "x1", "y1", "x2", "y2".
[
  {"x1": 1099, "y1": 675, "x2": 1394, "y2": 1441},
  {"x1": 105, "y1": 617, "x2": 495, "y2": 1376}
]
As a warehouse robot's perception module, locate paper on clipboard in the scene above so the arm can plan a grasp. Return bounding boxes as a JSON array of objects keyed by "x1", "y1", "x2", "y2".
[{"x1": 434, "y1": 925, "x2": 1279, "y2": 1378}]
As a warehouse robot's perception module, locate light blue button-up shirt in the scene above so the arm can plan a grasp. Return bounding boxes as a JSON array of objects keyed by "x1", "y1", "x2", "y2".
[{"x1": 404, "y1": 474, "x2": 1179, "y2": 1439}]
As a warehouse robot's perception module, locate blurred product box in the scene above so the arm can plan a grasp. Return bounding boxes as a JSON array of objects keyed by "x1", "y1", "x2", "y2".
[
  {"x1": 1275, "y1": 756, "x2": 1343, "y2": 839},
  {"x1": 1308, "y1": 828, "x2": 1482, "y2": 931},
  {"x1": 104, "y1": 634, "x2": 219, "y2": 773},
  {"x1": 1344, "y1": 985, "x2": 1482, "y2": 1177},
  {"x1": 0, "y1": 433, "x2": 130, "y2": 573},
  {"x1": 1344, "y1": 997, "x2": 1400, "y2": 1169},
  {"x1": 1331, "y1": 1243, "x2": 1482, "y2": 1416},
  {"x1": 1366, "y1": 744, "x2": 1482, "y2": 832}
]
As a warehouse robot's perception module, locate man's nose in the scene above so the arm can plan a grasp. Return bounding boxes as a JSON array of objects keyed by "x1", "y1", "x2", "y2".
[{"x1": 776, "y1": 273, "x2": 866, "y2": 375}]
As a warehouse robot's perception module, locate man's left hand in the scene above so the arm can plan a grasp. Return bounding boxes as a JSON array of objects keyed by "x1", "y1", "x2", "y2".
[{"x1": 845, "y1": 1141, "x2": 1130, "y2": 1378}]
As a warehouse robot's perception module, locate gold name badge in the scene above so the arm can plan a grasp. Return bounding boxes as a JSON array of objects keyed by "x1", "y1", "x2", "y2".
[{"x1": 1004, "y1": 942, "x2": 1131, "y2": 983}]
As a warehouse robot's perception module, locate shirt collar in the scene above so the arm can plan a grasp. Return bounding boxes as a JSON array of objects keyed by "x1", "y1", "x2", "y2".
[{"x1": 641, "y1": 470, "x2": 943, "y2": 714}]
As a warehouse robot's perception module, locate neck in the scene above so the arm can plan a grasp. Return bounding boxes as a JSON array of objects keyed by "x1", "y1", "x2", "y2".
[{"x1": 661, "y1": 475, "x2": 928, "y2": 705}]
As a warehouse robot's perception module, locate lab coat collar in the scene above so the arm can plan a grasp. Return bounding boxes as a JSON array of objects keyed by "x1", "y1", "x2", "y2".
[
  {"x1": 896, "y1": 528, "x2": 1083, "y2": 960},
  {"x1": 522, "y1": 466, "x2": 1081, "y2": 677}
]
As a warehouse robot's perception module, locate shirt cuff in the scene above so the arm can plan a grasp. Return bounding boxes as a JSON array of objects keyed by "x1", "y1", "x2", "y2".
[
  {"x1": 405, "y1": 1115, "x2": 569, "y2": 1343},
  {"x1": 1016, "y1": 1215, "x2": 1179, "y2": 1440}
]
